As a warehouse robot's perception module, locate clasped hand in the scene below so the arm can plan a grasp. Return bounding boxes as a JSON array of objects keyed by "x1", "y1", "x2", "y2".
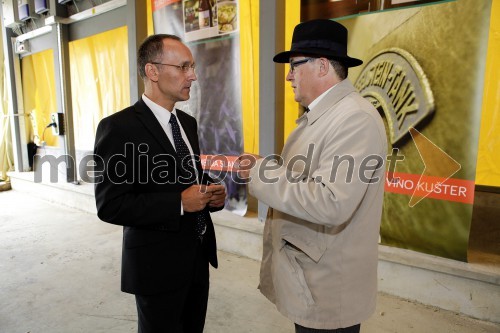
[{"x1": 182, "y1": 184, "x2": 226, "y2": 212}]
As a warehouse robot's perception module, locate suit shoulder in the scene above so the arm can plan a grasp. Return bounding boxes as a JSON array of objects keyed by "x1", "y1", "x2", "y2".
[
  {"x1": 96, "y1": 106, "x2": 139, "y2": 134},
  {"x1": 176, "y1": 109, "x2": 197, "y2": 123},
  {"x1": 100, "y1": 105, "x2": 135, "y2": 123}
]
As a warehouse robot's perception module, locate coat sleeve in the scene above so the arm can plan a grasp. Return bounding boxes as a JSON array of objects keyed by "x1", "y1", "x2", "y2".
[
  {"x1": 248, "y1": 111, "x2": 386, "y2": 227},
  {"x1": 93, "y1": 116, "x2": 182, "y2": 229}
]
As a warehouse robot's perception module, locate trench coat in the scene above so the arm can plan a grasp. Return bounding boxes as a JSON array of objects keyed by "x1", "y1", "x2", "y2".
[{"x1": 248, "y1": 79, "x2": 387, "y2": 329}]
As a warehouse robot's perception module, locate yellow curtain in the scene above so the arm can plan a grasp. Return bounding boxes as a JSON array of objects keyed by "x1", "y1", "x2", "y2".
[
  {"x1": 21, "y1": 49, "x2": 58, "y2": 147},
  {"x1": 240, "y1": 0, "x2": 259, "y2": 154},
  {"x1": 69, "y1": 26, "x2": 130, "y2": 150},
  {"x1": 283, "y1": 0, "x2": 301, "y2": 142},
  {"x1": 0, "y1": 31, "x2": 13, "y2": 181},
  {"x1": 475, "y1": 0, "x2": 500, "y2": 187}
]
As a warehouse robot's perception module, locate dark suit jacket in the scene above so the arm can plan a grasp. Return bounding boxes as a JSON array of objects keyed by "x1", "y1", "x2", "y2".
[{"x1": 94, "y1": 98, "x2": 221, "y2": 295}]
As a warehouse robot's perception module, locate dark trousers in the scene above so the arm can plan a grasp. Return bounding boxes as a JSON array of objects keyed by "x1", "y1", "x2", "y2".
[
  {"x1": 135, "y1": 242, "x2": 209, "y2": 333},
  {"x1": 295, "y1": 323, "x2": 361, "y2": 333}
]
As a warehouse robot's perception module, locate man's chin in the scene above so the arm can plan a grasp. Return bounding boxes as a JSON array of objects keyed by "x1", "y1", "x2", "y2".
[{"x1": 179, "y1": 93, "x2": 190, "y2": 101}]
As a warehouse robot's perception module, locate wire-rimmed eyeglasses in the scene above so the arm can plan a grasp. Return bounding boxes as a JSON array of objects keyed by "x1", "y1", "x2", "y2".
[
  {"x1": 151, "y1": 62, "x2": 196, "y2": 73},
  {"x1": 289, "y1": 57, "x2": 314, "y2": 74}
]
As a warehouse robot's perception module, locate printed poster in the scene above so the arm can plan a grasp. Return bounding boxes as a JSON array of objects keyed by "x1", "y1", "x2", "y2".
[
  {"x1": 301, "y1": 0, "x2": 491, "y2": 261},
  {"x1": 152, "y1": 0, "x2": 246, "y2": 215}
]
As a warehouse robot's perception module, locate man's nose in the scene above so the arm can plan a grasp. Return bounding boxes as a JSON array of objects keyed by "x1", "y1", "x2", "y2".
[{"x1": 188, "y1": 69, "x2": 197, "y2": 81}]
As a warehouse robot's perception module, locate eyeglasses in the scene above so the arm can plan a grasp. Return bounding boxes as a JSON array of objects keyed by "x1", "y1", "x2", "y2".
[
  {"x1": 151, "y1": 62, "x2": 196, "y2": 73},
  {"x1": 289, "y1": 57, "x2": 314, "y2": 74}
]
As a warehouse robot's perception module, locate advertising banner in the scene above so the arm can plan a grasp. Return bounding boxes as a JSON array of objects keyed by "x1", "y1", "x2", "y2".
[
  {"x1": 152, "y1": 0, "x2": 246, "y2": 215},
  {"x1": 301, "y1": 0, "x2": 492, "y2": 261}
]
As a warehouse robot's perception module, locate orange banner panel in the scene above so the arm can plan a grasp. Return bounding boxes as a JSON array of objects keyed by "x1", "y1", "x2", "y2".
[
  {"x1": 201, "y1": 154, "x2": 239, "y2": 172},
  {"x1": 385, "y1": 172, "x2": 475, "y2": 205}
]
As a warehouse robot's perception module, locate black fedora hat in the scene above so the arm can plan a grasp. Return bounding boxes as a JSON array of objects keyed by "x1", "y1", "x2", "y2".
[{"x1": 273, "y1": 19, "x2": 363, "y2": 68}]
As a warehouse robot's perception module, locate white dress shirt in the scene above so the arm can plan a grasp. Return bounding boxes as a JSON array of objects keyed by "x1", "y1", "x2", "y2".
[
  {"x1": 142, "y1": 94, "x2": 196, "y2": 159},
  {"x1": 142, "y1": 94, "x2": 199, "y2": 214}
]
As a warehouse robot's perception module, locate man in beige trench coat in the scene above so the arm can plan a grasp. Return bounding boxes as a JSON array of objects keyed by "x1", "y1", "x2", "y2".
[{"x1": 238, "y1": 19, "x2": 387, "y2": 332}]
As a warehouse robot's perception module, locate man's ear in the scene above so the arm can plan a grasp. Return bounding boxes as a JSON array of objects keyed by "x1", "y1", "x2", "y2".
[
  {"x1": 318, "y1": 58, "x2": 330, "y2": 77},
  {"x1": 145, "y1": 63, "x2": 159, "y2": 82}
]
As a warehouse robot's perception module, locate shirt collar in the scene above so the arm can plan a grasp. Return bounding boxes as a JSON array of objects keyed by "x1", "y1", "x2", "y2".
[
  {"x1": 307, "y1": 82, "x2": 338, "y2": 112},
  {"x1": 299, "y1": 79, "x2": 356, "y2": 126},
  {"x1": 142, "y1": 94, "x2": 177, "y2": 125}
]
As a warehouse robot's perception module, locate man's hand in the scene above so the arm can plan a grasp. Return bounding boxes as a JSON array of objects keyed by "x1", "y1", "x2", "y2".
[
  {"x1": 181, "y1": 185, "x2": 213, "y2": 212},
  {"x1": 207, "y1": 184, "x2": 226, "y2": 208},
  {"x1": 236, "y1": 153, "x2": 261, "y2": 180}
]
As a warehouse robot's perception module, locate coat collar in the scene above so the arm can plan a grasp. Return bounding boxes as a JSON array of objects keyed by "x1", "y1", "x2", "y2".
[
  {"x1": 133, "y1": 98, "x2": 200, "y2": 156},
  {"x1": 304, "y1": 79, "x2": 356, "y2": 126},
  {"x1": 174, "y1": 109, "x2": 199, "y2": 155},
  {"x1": 133, "y1": 98, "x2": 176, "y2": 155}
]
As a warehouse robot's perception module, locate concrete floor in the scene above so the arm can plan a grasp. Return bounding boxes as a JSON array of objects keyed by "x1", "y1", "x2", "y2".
[{"x1": 1, "y1": 190, "x2": 499, "y2": 333}]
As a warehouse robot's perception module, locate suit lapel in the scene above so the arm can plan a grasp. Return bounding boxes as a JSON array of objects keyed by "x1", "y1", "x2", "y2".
[
  {"x1": 176, "y1": 109, "x2": 200, "y2": 155},
  {"x1": 133, "y1": 99, "x2": 176, "y2": 155},
  {"x1": 134, "y1": 100, "x2": 203, "y2": 179},
  {"x1": 176, "y1": 109, "x2": 206, "y2": 180}
]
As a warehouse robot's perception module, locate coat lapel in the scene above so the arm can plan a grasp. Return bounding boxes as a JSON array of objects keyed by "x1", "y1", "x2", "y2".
[
  {"x1": 176, "y1": 109, "x2": 205, "y2": 179},
  {"x1": 134, "y1": 100, "x2": 203, "y2": 180},
  {"x1": 307, "y1": 79, "x2": 356, "y2": 126},
  {"x1": 133, "y1": 99, "x2": 176, "y2": 155},
  {"x1": 176, "y1": 109, "x2": 200, "y2": 155}
]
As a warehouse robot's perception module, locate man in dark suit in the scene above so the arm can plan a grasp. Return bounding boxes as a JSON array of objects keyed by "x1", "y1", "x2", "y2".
[{"x1": 94, "y1": 34, "x2": 226, "y2": 333}]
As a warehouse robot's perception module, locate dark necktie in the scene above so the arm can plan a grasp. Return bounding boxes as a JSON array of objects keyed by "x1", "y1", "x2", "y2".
[{"x1": 169, "y1": 113, "x2": 207, "y2": 238}]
